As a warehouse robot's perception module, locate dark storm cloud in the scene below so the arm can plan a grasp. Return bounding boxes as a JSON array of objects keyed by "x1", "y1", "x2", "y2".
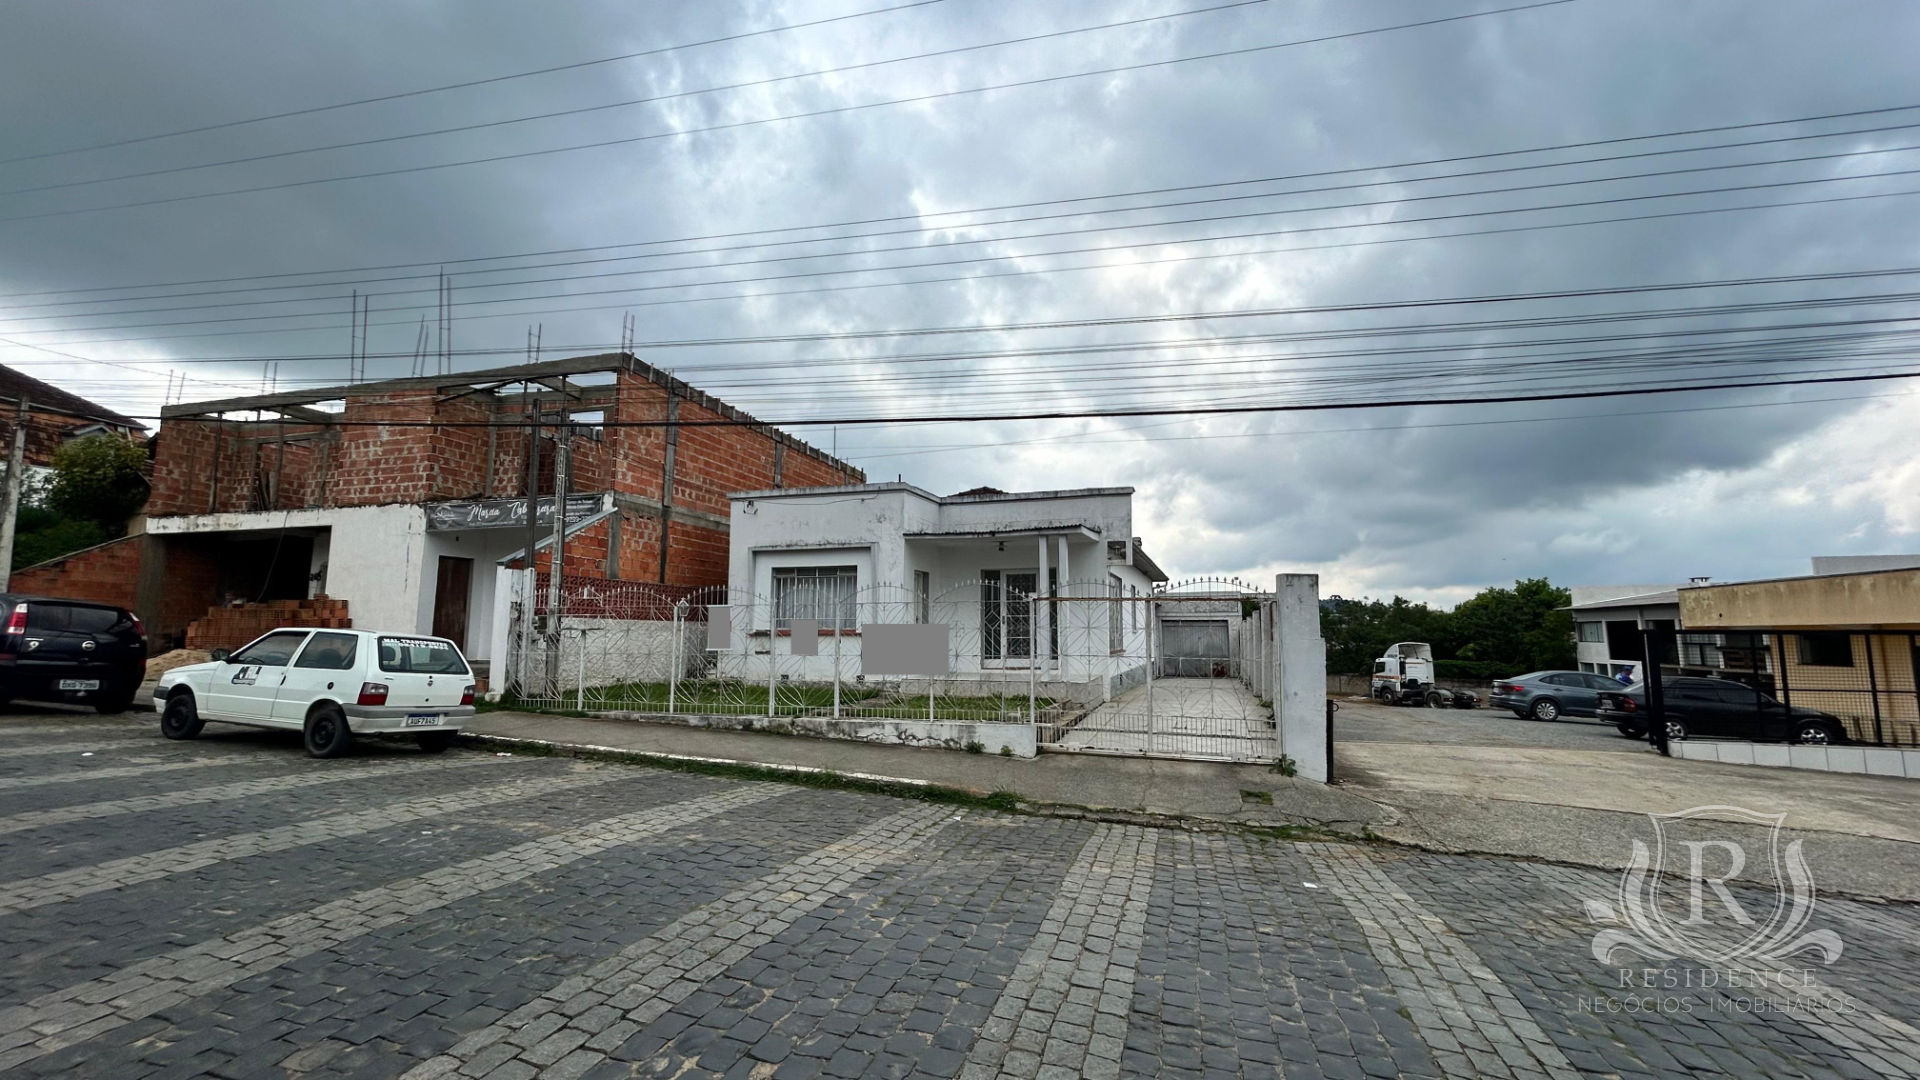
[{"x1": 3, "y1": 0, "x2": 1918, "y2": 599}]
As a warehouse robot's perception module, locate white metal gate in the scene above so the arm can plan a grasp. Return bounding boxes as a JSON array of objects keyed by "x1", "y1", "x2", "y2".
[{"x1": 1038, "y1": 579, "x2": 1278, "y2": 763}]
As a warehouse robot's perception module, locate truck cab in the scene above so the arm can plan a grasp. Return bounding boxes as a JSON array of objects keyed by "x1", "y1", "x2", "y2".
[{"x1": 1371, "y1": 641, "x2": 1437, "y2": 706}]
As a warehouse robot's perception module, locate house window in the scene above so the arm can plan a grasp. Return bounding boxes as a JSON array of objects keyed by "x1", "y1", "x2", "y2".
[
  {"x1": 914, "y1": 571, "x2": 930, "y2": 624},
  {"x1": 1577, "y1": 621, "x2": 1603, "y2": 643},
  {"x1": 1796, "y1": 632, "x2": 1855, "y2": 668},
  {"x1": 1130, "y1": 585, "x2": 1139, "y2": 632},
  {"x1": 1677, "y1": 633, "x2": 1718, "y2": 667},
  {"x1": 1109, "y1": 576, "x2": 1124, "y2": 652},
  {"x1": 773, "y1": 566, "x2": 856, "y2": 632}
]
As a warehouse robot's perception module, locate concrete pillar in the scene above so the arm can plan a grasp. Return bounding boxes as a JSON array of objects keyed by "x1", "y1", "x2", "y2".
[
  {"x1": 1035, "y1": 536, "x2": 1049, "y2": 672},
  {"x1": 1055, "y1": 535, "x2": 1070, "y2": 679},
  {"x1": 1274, "y1": 573, "x2": 1329, "y2": 782}
]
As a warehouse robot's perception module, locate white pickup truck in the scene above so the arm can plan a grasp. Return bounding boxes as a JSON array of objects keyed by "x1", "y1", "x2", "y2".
[{"x1": 153, "y1": 627, "x2": 476, "y2": 757}]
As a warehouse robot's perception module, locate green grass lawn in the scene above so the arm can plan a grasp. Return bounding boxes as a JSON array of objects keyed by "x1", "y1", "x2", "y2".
[{"x1": 560, "y1": 680, "x2": 1048, "y2": 721}]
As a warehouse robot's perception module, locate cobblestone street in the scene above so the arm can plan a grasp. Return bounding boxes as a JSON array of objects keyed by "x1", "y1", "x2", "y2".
[{"x1": 1, "y1": 712, "x2": 1915, "y2": 1080}]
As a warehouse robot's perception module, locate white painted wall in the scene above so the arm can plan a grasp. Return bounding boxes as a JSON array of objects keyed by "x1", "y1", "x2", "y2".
[
  {"x1": 1274, "y1": 573, "x2": 1329, "y2": 783},
  {"x1": 416, "y1": 528, "x2": 526, "y2": 660},
  {"x1": 149, "y1": 504, "x2": 429, "y2": 642}
]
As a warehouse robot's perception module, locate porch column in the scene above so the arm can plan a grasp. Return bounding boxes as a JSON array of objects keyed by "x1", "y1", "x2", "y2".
[
  {"x1": 1055, "y1": 535, "x2": 1070, "y2": 680},
  {"x1": 1036, "y1": 536, "x2": 1050, "y2": 677}
]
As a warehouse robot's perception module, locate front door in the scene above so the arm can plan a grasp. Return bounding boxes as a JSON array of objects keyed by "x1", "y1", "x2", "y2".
[{"x1": 432, "y1": 556, "x2": 473, "y2": 650}]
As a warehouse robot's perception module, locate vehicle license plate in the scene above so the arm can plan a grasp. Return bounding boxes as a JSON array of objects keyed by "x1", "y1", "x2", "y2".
[
  {"x1": 58, "y1": 679, "x2": 101, "y2": 691},
  {"x1": 404, "y1": 713, "x2": 440, "y2": 727}
]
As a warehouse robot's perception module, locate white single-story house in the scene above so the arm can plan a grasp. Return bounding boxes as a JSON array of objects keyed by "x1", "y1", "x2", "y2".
[{"x1": 719, "y1": 483, "x2": 1169, "y2": 699}]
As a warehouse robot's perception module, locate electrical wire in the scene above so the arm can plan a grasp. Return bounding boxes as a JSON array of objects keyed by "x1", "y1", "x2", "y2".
[
  {"x1": 10, "y1": 98, "x2": 1915, "y2": 302},
  {"x1": 0, "y1": 1, "x2": 1575, "y2": 224},
  {"x1": 0, "y1": 0, "x2": 949, "y2": 166}
]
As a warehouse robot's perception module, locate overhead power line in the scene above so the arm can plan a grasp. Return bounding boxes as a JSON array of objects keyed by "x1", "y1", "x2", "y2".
[
  {"x1": 13, "y1": 123, "x2": 1920, "y2": 322},
  {"x1": 2, "y1": 0, "x2": 1281, "y2": 198},
  {"x1": 18, "y1": 178, "x2": 1920, "y2": 346},
  {"x1": 138, "y1": 369, "x2": 1920, "y2": 429},
  {"x1": 0, "y1": 0, "x2": 1574, "y2": 224},
  {"x1": 9, "y1": 98, "x2": 1915, "y2": 302},
  {"x1": 0, "y1": 0, "x2": 948, "y2": 166}
]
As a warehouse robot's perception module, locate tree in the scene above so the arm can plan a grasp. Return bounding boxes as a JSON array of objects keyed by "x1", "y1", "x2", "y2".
[
  {"x1": 1319, "y1": 578, "x2": 1573, "y2": 678},
  {"x1": 1320, "y1": 595, "x2": 1452, "y2": 675},
  {"x1": 1447, "y1": 577, "x2": 1574, "y2": 675},
  {"x1": 44, "y1": 434, "x2": 148, "y2": 533}
]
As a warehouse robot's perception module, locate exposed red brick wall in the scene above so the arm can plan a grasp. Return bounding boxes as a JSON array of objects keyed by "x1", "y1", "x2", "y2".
[
  {"x1": 184, "y1": 597, "x2": 350, "y2": 652},
  {"x1": 148, "y1": 361, "x2": 863, "y2": 590},
  {"x1": 667, "y1": 522, "x2": 730, "y2": 586},
  {"x1": 9, "y1": 536, "x2": 142, "y2": 611},
  {"x1": 154, "y1": 542, "x2": 224, "y2": 647}
]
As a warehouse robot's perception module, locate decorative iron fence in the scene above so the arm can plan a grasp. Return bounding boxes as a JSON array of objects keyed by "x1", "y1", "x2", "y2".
[{"x1": 502, "y1": 572, "x2": 1289, "y2": 762}]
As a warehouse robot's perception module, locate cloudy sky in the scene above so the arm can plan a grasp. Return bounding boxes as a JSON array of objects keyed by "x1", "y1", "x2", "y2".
[{"x1": 3, "y1": 0, "x2": 1918, "y2": 603}]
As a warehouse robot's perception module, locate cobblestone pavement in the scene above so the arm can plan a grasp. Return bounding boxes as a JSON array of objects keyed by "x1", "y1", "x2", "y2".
[{"x1": 1, "y1": 712, "x2": 1916, "y2": 1079}]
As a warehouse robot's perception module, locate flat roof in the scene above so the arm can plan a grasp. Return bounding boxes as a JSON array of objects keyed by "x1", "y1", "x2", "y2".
[
  {"x1": 1567, "y1": 590, "x2": 1680, "y2": 611},
  {"x1": 729, "y1": 482, "x2": 1135, "y2": 503},
  {"x1": 1681, "y1": 566, "x2": 1920, "y2": 590}
]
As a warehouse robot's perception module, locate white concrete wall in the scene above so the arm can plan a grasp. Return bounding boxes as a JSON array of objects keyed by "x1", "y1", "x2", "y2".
[
  {"x1": 415, "y1": 528, "x2": 526, "y2": 661},
  {"x1": 1274, "y1": 573, "x2": 1329, "y2": 783},
  {"x1": 1670, "y1": 739, "x2": 1920, "y2": 779},
  {"x1": 728, "y1": 487, "x2": 926, "y2": 598},
  {"x1": 148, "y1": 504, "x2": 429, "y2": 641}
]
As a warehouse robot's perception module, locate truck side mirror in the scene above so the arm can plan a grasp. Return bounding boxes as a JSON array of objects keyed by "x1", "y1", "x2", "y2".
[{"x1": 210, "y1": 648, "x2": 231, "y2": 662}]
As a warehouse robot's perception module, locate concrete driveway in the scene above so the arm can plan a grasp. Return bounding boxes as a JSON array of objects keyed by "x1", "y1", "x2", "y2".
[
  {"x1": 1061, "y1": 678, "x2": 1274, "y2": 761},
  {"x1": 1333, "y1": 696, "x2": 1920, "y2": 900}
]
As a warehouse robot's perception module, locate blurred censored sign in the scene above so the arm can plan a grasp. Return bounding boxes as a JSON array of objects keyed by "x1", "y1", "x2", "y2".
[{"x1": 861, "y1": 624, "x2": 950, "y2": 676}]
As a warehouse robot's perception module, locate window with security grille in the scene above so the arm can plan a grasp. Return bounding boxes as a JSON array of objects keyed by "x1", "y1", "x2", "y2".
[
  {"x1": 1109, "y1": 576, "x2": 1124, "y2": 652},
  {"x1": 773, "y1": 566, "x2": 857, "y2": 631}
]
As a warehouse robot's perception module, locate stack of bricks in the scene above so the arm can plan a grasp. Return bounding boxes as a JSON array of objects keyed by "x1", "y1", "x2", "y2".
[{"x1": 183, "y1": 597, "x2": 351, "y2": 651}]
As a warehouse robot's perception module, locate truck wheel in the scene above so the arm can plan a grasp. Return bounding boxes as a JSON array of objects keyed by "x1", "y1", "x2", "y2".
[
  {"x1": 160, "y1": 694, "x2": 204, "y2": 740},
  {"x1": 1528, "y1": 698, "x2": 1560, "y2": 722},
  {"x1": 416, "y1": 731, "x2": 456, "y2": 753},
  {"x1": 1426, "y1": 691, "x2": 1444, "y2": 709},
  {"x1": 304, "y1": 705, "x2": 354, "y2": 758}
]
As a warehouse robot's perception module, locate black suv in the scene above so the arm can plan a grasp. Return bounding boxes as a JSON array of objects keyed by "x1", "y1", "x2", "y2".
[
  {"x1": 1599, "y1": 676, "x2": 1847, "y2": 745},
  {"x1": 0, "y1": 594, "x2": 148, "y2": 713}
]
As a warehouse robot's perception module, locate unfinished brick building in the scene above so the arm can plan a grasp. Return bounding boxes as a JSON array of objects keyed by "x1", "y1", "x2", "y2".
[{"x1": 72, "y1": 354, "x2": 860, "y2": 668}]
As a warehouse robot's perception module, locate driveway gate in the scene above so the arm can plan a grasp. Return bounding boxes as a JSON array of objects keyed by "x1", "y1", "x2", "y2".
[{"x1": 1040, "y1": 579, "x2": 1279, "y2": 762}]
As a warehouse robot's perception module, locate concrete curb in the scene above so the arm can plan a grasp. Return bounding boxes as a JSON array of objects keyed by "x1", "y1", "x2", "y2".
[{"x1": 455, "y1": 731, "x2": 1364, "y2": 841}]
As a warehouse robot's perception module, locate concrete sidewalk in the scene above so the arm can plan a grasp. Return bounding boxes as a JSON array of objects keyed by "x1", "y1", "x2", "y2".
[
  {"x1": 464, "y1": 710, "x2": 1383, "y2": 833},
  {"x1": 1341, "y1": 739, "x2": 1920, "y2": 902},
  {"x1": 468, "y1": 710, "x2": 1920, "y2": 901}
]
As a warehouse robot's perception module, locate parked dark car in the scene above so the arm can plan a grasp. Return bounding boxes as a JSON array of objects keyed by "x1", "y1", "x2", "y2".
[
  {"x1": 1599, "y1": 677, "x2": 1847, "y2": 745},
  {"x1": 1487, "y1": 670, "x2": 1623, "y2": 721},
  {"x1": 0, "y1": 595, "x2": 148, "y2": 713}
]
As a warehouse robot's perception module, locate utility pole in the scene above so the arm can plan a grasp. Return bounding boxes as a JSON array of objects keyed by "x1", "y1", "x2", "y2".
[
  {"x1": 0, "y1": 400, "x2": 26, "y2": 592},
  {"x1": 544, "y1": 397, "x2": 572, "y2": 692},
  {"x1": 517, "y1": 394, "x2": 542, "y2": 698}
]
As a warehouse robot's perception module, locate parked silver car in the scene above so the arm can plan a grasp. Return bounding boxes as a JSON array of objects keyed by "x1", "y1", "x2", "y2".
[{"x1": 1487, "y1": 670, "x2": 1625, "y2": 721}]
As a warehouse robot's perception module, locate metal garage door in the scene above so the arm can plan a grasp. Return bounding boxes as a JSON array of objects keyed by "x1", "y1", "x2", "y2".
[{"x1": 1161, "y1": 619, "x2": 1230, "y2": 677}]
